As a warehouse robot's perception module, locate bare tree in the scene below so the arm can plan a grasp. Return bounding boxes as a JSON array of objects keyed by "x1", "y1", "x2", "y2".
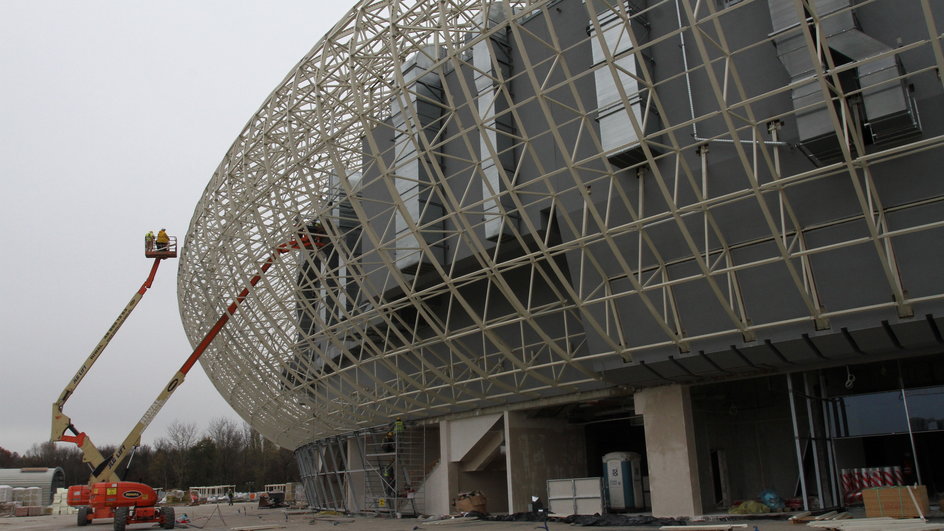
[
  {"x1": 164, "y1": 420, "x2": 198, "y2": 488},
  {"x1": 167, "y1": 420, "x2": 198, "y2": 451},
  {"x1": 207, "y1": 417, "x2": 243, "y2": 483}
]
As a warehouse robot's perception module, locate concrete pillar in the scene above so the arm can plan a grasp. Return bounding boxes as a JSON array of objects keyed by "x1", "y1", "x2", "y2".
[
  {"x1": 345, "y1": 437, "x2": 365, "y2": 512},
  {"x1": 635, "y1": 384, "x2": 703, "y2": 518},
  {"x1": 424, "y1": 419, "x2": 460, "y2": 515}
]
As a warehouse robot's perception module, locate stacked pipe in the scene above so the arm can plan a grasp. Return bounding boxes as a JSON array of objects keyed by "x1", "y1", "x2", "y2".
[{"x1": 841, "y1": 466, "x2": 904, "y2": 504}]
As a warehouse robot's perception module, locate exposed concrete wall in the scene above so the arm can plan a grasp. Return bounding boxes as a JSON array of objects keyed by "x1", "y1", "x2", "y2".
[
  {"x1": 692, "y1": 377, "x2": 796, "y2": 512},
  {"x1": 450, "y1": 414, "x2": 503, "y2": 460},
  {"x1": 635, "y1": 385, "x2": 703, "y2": 518},
  {"x1": 504, "y1": 411, "x2": 587, "y2": 514},
  {"x1": 428, "y1": 420, "x2": 461, "y2": 515},
  {"x1": 422, "y1": 460, "x2": 449, "y2": 515}
]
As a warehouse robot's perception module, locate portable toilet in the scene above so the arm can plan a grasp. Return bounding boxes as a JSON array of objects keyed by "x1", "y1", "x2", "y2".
[{"x1": 602, "y1": 452, "x2": 643, "y2": 511}]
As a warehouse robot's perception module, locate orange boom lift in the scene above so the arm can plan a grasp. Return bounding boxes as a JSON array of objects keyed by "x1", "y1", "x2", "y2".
[{"x1": 51, "y1": 230, "x2": 324, "y2": 530}]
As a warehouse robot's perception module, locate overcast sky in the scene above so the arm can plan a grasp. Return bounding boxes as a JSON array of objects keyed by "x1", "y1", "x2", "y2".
[{"x1": 0, "y1": 1, "x2": 357, "y2": 455}]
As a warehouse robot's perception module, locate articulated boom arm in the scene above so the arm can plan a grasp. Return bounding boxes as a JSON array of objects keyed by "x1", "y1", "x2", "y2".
[
  {"x1": 90, "y1": 235, "x2": 315, "y2": 483},
  {"x1": 51, "y1": 258, "x2": 164, "y2": 480}
]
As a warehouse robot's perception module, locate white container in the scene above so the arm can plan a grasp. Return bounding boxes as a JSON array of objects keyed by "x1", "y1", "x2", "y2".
[
  {"x1": 0, "y1": 485, "x2": 11, "y2": 503},
  {"x1": 12, "y1": 487, "x2": 26, "y2": 503},
  {"x1": 26, "y1": 486, "x2": 42, "y2": 506}
]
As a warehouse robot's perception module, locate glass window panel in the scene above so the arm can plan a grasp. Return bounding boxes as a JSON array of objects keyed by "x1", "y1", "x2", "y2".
[
  {"x1": 837, "y1": 391, "x2": 909, "y2": 437},
  {"x1": 905, "y1": 386, "x2": 944, "y2": 432}
]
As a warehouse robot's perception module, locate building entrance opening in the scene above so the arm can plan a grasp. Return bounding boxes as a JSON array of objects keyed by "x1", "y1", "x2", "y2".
[
  {"x1": 692, "y1": 377, "x2": 796, "y2": 514},
  {"x1": 822, "y1": 356, "x2": 944, "y2": 506},
  {"x1": 579, "y1": 400, "x2": 650, "y2": 511}
]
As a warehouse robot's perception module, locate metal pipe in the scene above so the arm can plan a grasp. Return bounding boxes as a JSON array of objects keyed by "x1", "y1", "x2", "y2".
[
  {"x1": 674, "y1": 0, "x2": 790, "y2": 146},
  {"x1": 900, "y1": 390, "x2": 922, "y2": 485},
  {"x1": 701, "y1": 145, "x2": 709, "y2": 263},
  {"x1": 787, "y1": 373, "x2": 810, "y2": 511},
  {"x1": 898, "y1": 363, "x2": 923, "y2": 485},
  {"x1": 699, "y1": 136, "x2": 791, "y2": 146},
  {"x1": 675, "y1": 0, "x2": 697, "y2": 139},
  {"x1": 804, "y1": 373, "x2": 825, "y2": 509},
  {"x1": 819, "y1": 371, "x2": 840, "y2": 508}
]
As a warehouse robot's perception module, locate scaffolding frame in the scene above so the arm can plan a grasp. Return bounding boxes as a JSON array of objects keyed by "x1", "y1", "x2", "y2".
[{"x1": 296, "y1": 423, "x2": 430, "y2": 514}]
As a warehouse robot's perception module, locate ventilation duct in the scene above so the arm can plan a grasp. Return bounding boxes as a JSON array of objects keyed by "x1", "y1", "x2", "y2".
[
  {"x1": 473, "y1": 3, "x2": 517, "y2": 240},
  {"x1": 768, "y1": 0, "x2": 920, "y2": 163},
  {"x1": 590, "y1": 1, "x2": 652, "y2": 168},
  {"x1": 390, "y1": 46, "x2": 447, "y2": 272}
]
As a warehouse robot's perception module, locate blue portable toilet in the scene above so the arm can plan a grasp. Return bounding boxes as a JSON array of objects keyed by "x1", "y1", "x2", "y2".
[{"x1": 602, "y1": 452, "x2": 643, "y2": 511}]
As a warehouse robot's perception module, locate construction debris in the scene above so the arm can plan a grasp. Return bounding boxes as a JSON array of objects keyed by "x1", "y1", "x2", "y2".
[
  {"x1": 659, "y1": 525, "x2": 749, "y2": 530},
  {"x1": 790, "y1": 511, "x2": 854, "y2": 524},
  {"x1": 806, "y1": 517, "x2": 944, "y2": 530}
]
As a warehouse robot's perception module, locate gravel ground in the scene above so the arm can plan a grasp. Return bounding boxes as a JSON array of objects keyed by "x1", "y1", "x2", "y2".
[{"x1": 2, "y1": 503, "x2": 942, "y2": 531}]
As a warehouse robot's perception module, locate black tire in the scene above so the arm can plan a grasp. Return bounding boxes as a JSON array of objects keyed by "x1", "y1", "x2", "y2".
[
  {"x1": 77, "y1": 506, "x2": 90, "y2": 526},
  {"x1": 160, "y1": 506, "x2": 176, "y2": 529},
  {"x1": 113, "y1": 506, "x2": 128, "y2": 531}
]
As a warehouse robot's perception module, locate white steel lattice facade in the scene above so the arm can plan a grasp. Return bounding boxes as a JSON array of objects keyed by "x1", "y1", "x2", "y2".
[{"x1": 179, "y1": 0, "x2": 944, "y2": 453}]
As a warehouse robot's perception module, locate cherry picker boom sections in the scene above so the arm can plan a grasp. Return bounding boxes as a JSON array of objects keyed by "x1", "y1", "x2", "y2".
[
  {"x1": 51, "y1": 232, "x2": 322, "y2": 528},
  {"x1": 51, "y1": 254, "x2": 172, "y2": 480},
  {"x1": 85, "y1": 233, "x2": 320, "y2": 484}
]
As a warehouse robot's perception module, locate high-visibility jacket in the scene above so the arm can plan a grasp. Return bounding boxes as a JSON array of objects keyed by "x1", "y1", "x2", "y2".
[{"x1": 157, "y1": 230, "x2": 170, "y2": 243}]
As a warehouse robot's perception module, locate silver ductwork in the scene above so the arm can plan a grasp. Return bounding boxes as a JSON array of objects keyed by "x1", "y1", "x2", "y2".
[
  {"x1": 768, "y1": 0, "x2": 920, "y2": 163},
  {"x1": 590, "y1": 1, "x2": 653, "y2": 168},
  {"x1": 474, "y1": 3, "x2": 517, "y2": 240},
  {"x1": 391, "y1": 46, "x2": 447, "y2": 271}
]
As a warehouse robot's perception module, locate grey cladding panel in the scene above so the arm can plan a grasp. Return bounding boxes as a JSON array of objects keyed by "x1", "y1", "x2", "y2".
[
  {"x1": 668, "y1": 261, "x2": 739, "y2": 338},
  {"x1": 732, "y1": 253, "x2": 810, "y2": 327},
  {"x1": 891, "y1": 225, "x2": 944, "y2": 300}
]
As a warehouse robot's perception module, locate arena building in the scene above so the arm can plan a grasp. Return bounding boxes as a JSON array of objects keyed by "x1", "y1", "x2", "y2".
[{"x1": 179, "y1": 0, "x2": 944, "y2": 517}]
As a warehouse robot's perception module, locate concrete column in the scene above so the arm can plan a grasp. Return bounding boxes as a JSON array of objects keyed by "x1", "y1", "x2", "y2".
[
  {"x1": 345, "y1": 437, "x2": 365, "y2": 512},
  {"x1": 423, "y1": 420, "x2": 461, "y2": 515},
  {"x1": 635, "y1": 384, "x2": 703, "y2": 518}
]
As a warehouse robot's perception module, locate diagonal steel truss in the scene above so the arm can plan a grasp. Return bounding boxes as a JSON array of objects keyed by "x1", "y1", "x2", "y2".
[{"x1": 178, "y1": 0, "x2": 944, "y2": 450}]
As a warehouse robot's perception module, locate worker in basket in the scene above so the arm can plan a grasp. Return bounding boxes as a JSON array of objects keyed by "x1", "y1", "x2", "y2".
[
  {"x1": 156, "y1": 228, "x2": 170, "y2": 251},
  {"x1": 311, "y1": 221, "x2": 327, "y2": 247},
  {"x1": 144, "y1": 230, "x2": 155, "y2": 251}
]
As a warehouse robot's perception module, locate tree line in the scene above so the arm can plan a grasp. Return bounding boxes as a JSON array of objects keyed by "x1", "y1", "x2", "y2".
[{"x1": 0, "y1": 418, "x2": 298, "y2": 492}]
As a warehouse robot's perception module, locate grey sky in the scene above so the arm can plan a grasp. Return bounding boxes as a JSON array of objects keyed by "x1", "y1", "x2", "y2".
[{"x1": 0, "y1": 1, "x2": 357, "y2": 455}]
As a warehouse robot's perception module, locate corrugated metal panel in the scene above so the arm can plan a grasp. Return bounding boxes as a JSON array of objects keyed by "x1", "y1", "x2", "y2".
[
  {"x1": 391, "y1": 46, "x2": 446, "y2": 271},
  {"x1": 0, "y1": 467, "x2": 65, "y2": 505},
  {"x1": 475, "y1": 3, "x2": 515, "y2": 240},
  {"x1": 591, "y1": 9, "x2": 645, "y2": 163}
]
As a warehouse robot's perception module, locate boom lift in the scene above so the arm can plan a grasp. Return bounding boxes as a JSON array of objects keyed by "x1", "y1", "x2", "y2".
[{"x1": 52, "y1": 230, "x2": 324, "y2": 530}]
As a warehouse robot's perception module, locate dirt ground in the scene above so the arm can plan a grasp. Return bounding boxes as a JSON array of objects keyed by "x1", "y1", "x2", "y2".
[{"x1": 2, "y1": 503, "x2": 941, "y2": 531}]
